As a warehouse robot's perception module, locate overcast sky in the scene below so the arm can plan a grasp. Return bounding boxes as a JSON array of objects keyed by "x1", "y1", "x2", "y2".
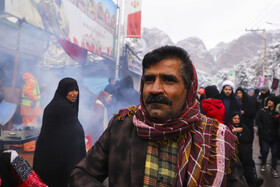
[{"x1": 141, "y1": 0, "x2": 280, "y2": 50}]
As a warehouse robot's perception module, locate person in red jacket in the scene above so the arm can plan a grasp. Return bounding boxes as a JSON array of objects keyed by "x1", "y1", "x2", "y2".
[{"x1": 202, "y1": 85, "x2": 225, "y2": 123}]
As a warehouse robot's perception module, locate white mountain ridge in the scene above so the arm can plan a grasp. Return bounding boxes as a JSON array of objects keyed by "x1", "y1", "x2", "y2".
[{"x1": 125, "y1": 27, "x2": 280, "y2": 92}]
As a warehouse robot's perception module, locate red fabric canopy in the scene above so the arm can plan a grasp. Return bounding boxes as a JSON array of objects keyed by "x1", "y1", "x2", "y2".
[{"x1": 57, "y1": 37, "x2": 88, "y2": 65}]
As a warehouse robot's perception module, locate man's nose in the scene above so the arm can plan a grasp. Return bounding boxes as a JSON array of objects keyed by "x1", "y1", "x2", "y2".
[{"x1": 150, "y1": 79, "x2": 163, "y2": 94}]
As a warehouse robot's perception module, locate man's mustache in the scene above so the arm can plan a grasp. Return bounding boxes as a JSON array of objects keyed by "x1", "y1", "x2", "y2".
[{"x1": 145, "y1": 94, "x2": 172, "y2": 106}]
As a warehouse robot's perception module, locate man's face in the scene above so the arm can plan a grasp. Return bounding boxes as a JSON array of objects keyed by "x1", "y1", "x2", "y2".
[
  {"x1": 236, "y1": 90, "x2": 243, "y2": 99},
  {"x1": 260, "y1": 90, "x2": 267, "y2": 95},
  {"x1": 142, "y1": 58, "x2": 187, "y2": 123},
  {"x1": 110, "y1": 80, "x2": 116, "y2": 85},
  {"x1": 223, "y1": 86, "x2": 233, "y2": 97},
  {"x1": 248, "y1": 90, "x2": 254, "y2": 96},
  {"x1": 268, "y1": 100, "x2": 275, "y2": 108},
  {"x1": 66, "y1": 89, "x2": 79, "y2": 103}
]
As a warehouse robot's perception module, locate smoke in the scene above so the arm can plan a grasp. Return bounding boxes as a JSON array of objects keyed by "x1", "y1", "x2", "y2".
[{"x1": 0, "y1": 0, "x2": 138, "y2": 146}]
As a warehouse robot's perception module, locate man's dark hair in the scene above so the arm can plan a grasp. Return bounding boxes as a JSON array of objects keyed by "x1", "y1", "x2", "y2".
[
  {"x1": 142, "y1": 45, "x2": 193, "y2": 88},
  {"x1": 108, "y1": 77, "x2": 115, "y2": 83}
]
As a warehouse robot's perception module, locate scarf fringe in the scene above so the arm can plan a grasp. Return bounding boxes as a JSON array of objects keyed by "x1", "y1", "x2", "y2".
[
  {"x1": 115, "y1": 105, "x2": 139, "y2": 120},
  {"x1": 208, "y1": 159, "x2": 214, "y2": 164},
  {"x1": 156, "y1": 133, "x2": 189, "y2": 146},
  {"x1": 203, "y1": 177, "x2": 209, "y2": 184},
  {"x1": 206, "y1": 168, "x2": 213, "y2": 176},
  {"x1": 189, "y1": 129, "x2": 195, "y2": 134},
  {"x1": 195, "y1": 123, "x2": 203, "y2": 130},
  {"x1": 226, "y1": 138, "x2": 239, "y2": 175},
  {"x1": 177, "y1": 133, "x2": 188, "y2": 142},
  {"x1": 203, "y1": 118, "x2": 220, "y2": 185}
]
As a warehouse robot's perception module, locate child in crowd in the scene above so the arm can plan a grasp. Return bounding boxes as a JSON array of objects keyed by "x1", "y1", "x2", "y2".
[{"x1": 229, "y1": 112, "x2": 263, "y2": 186}]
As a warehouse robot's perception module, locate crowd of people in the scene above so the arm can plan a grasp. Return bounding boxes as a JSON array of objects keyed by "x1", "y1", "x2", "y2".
[
  {"x1": 0, "y1": 45, "x2": 280, "y2": 186},
  {"x1": 198, "y1": 81, "x2": 280, "y2": 186}
]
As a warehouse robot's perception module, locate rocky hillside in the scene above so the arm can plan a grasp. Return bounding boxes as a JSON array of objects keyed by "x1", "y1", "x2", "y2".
[
  {"x1": 125, "y1": 27, "x2": 280, "y2": 92},
  {"x1": 214, "y1": 31, "x2": 280, "y2": 71},
  {"x1": 127, "y1": 27, "x2": 174, "y2": 58},
  {"x1": 126, "y1": 27, "x2": 280, "y2": 75},
  {"x1": 176, "y1": 37, "x2": 215, "y2": 73}
]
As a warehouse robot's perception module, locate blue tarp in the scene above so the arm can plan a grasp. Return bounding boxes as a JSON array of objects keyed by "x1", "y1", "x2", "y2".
[{"x1": 0, "y1": 101, "x2": 17, "y2": 126}]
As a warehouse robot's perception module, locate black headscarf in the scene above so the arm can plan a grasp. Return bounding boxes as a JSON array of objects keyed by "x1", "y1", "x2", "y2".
[
  {"x1": 53, "y1": 77, "x2": 79, "y2": 115},
  {"x1": 235, "y1": 87, "x2": 256, "y2": 117},
  {"x1": 33, "y1": 77, "x2": 86, "y2": 187}
]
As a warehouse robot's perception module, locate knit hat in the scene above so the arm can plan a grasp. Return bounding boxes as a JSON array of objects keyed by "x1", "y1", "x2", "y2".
[
  {"x1": 221, "y1": 80, "x2": 234, "y2": 90},
  {"x1": 205, "y1": 85, "x2": 219, "y2": 99},
  {"x1": 260, "y1": 86, "x2": 269, "y2": 92}
]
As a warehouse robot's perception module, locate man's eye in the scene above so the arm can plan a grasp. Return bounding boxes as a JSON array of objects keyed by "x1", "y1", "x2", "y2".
[
  {"x1": 162, "y1": 76, "x2": 177, "y2": 83},
  {"x1": 144, "y1": 77, "x2": 154, "y2": 83},
  {"x1": 163, "y1": 77, "x2": 172, "y2": 82}
]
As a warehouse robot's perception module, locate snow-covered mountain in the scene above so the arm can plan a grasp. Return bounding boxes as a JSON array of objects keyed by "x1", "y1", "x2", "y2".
[
  {"x1": 176, "y1": 37, "x2": 215, "y2": 74},
  {"x1": 209, "y1": 42, "x2": 230, "y2": 61},
  {"x1": 125, "y1": 27, "x2": 280, "y2": 92},
  {"x1": 214, "y1": 31, "x2": 280, "y2": 71},
  {"x1": 126, "y1": 27, "x2": 174, "y2": 58}
]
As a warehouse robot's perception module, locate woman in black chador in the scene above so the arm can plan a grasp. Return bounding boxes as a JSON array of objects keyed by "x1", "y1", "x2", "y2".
[{"x1": 33, "y1": 77, "x2": 86, "y2": 187}]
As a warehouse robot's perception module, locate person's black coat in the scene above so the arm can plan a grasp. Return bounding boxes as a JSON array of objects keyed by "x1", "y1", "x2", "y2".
[
  {"x1": 256, "y1": 107, "x2": 279, "y2": 143},
  {"x1": 229, "y1": 112, "x2": 253, "y2": 145},
  {"x1": 250, "y1": 94, "x2": 259, "y2": 113},
  {"x1": 257, "y1": 91, "x2": 271, "y2": 109},
  {"x1": 236, "y1": 87, "x2": 256, "y2": 141},
  {"x1": 219, "y1": 90, "x2": 241, "y2": 127},
  {"x1": 0, "y1": 150, "x2": 15, "y2": 187},
  {"x1": 33, "y1": 78, "x2": 86, "y2": 187}
]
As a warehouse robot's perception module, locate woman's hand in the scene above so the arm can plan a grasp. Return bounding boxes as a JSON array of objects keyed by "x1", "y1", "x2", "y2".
[{"x1": 232, "y1": 127, "x2": 243, "y2": 133}]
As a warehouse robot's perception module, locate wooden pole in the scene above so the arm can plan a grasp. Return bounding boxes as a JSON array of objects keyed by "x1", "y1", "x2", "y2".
[{"x1": 12, "y1": 19, "x2": 23, "y2": 88}]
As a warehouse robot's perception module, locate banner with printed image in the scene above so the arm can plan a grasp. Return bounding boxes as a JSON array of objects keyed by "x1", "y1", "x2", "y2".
[
  {"x1": 3, "y1": 0, "x2": 117, "y2": 58},
  {"x1": 271, "y1": 78, "x2": 279, "y2": 90},
  {"x1": 124, "y1": 0, "x2": 142, "y2": 38},
  {"x1": 126, "y1": 46, "x2": 142, "y2": 75}
]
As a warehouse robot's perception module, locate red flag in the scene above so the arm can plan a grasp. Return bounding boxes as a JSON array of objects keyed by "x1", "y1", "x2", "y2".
[
  {"x1": 125, "y1": 0, "x2": 142, "y2": 38},
  {"x1": 258, "y1": 77, "x2": 266, "y2": 87}
]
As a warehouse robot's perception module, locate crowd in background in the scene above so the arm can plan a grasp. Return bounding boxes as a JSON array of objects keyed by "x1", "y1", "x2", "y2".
[{"x1": 198, "y1": 81, "x2": 280, "y2": 186}]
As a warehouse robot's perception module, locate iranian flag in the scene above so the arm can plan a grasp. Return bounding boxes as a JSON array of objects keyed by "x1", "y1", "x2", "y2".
[
  {"x1": 258, "y1": 77, "x2": 266, "y2": 87},
  {"x1": 124, "y1": 0, "x2": 142, "y2": 38}
]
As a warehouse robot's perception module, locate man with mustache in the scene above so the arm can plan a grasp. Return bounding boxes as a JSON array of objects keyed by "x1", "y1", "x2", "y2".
[
  {"x1": 219, "y1": 80, "x2": 241, "y2": 127},
  {"x1": 69, "y1": 46, "x2": 247, "y2": 186}
]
